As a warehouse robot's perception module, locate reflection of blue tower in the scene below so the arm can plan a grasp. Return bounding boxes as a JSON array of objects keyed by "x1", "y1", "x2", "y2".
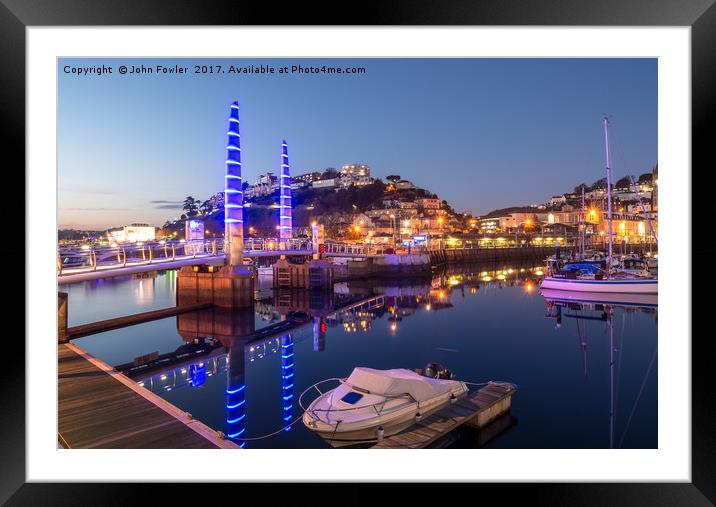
[
  {"x1": 278, "y1": 140, "x2": 292, "y2": 240},
  {"x1": 226, "y1": 345, "x2": 247, "y2": 448},
  {"x1": 189, "y1": 362, "x2": 206, "y2": 388},
  {"x1": 280, "y1": 334, "x2": 295, "y2": 430}
]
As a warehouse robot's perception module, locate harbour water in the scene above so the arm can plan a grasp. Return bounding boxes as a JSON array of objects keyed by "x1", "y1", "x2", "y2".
[{"x1": 60, "y1": 263, "x2": 657, "y2": 449}]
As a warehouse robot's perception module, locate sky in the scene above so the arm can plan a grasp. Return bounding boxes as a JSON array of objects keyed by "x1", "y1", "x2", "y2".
[{"x1": 58, "y1": 58, "x2": 657, "y2": 229}]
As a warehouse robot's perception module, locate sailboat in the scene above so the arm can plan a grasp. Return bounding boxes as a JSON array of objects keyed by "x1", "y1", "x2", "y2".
[{"x1": 540, "y1": 117, "x2": 657, "y2": 295}]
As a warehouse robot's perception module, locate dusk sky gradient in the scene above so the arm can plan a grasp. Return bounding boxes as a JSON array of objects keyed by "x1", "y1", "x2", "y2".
[{"x1": 58, "y1": 58, "x2": 657, "y2": 229}]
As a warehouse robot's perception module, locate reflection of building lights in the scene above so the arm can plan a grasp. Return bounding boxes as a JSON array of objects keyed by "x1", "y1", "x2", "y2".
[
  {"x1": 425, "y1": 304, "x2": 431, "y2": 311},
  {"x1": 535, "y1": 270, "x2": 544, "y2": 276}
]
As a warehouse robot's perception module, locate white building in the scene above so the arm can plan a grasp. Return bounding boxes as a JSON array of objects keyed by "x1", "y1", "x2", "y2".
[
  {"x1": 312, "y1": 178, "x2": 337, "y2": 189},
  {"x1": 548, "y1": 195, "x2": 567, "y2": 207},
  {"x1": 109, "y1": 224, "x2": 156, "y2": 243},
  {"x1": 396, "y1": 180, "x2": 415, "y2": 190}
]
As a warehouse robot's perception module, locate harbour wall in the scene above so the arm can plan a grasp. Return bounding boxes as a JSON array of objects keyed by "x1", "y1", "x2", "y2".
[{"x1": 332, "y1": 246, "x2": 556, "y2": 281}]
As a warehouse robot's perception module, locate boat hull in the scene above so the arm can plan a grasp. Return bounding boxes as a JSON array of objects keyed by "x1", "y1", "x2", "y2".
[
  {"x1": 540, "y1": 288, "x2": 658, "y2": 308},
  {"x1": 303, "y1": 393, "x2": 466, "y2": 447},
  {"x1": 540, "y1": 277, "x2": 657, "y2": 294}
]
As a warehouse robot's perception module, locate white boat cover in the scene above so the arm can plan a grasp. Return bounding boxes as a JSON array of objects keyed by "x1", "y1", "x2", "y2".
[{"x1": 344, "y1": 367, "x2": 457, "y2": 402}]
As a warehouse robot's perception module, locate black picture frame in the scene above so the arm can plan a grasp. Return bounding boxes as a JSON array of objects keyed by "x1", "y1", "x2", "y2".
[{"x1": 6, "y1": 0, "x2": 710, "y2": 503}]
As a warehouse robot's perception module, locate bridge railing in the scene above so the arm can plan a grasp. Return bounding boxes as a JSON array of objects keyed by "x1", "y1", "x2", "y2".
[{"x1": 57, "y1": 238, "x2": 316, "y2": 275}]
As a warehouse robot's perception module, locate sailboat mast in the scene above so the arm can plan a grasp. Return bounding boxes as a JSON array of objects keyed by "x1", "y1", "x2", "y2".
[
  {"x1": 603, "y1": 117, "x2": 613, "y2": 277},
  {"x1": 580, "y1": 187, "x2": 586, "y2": 258}
]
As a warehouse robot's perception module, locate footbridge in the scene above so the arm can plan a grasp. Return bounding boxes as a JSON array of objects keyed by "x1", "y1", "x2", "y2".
[{"x1": 58, "y1": 238, "x2": 315, "y2": 284}]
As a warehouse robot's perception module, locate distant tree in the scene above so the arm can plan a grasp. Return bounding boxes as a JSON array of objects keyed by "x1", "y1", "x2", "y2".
[
  {"x1": 183, "y1": 196, "x2": 199, "y2": 217},
  {"x1": 637, "y1": 172, "x2": 652, "y2": 184},
  {"x1": 242, "y1": 181, "x2": 250, "y2": 190},
  {"x1": 574, "y1": 183, "x2": 589, "y2": 194},
  {"x1": 200, "y1": 200, "x2": 212, "y2": 215},
  {"x1": 591, "y1": 177, "x2": 608, "y2": 189},
  {"x1": 386, "y1": 175, "x2": 401, "y2": 184},
  {"x1": 614, "y1": 176, "x2": 633, "y2": 190},
  {"x1": 321, "y1": 168, "x2": 338, "y2": 179}
]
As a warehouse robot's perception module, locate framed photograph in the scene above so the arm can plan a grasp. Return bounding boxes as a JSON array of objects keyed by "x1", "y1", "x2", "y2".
[{"x1": 9, "y1": 0, "x2": 709, "y2": 503}]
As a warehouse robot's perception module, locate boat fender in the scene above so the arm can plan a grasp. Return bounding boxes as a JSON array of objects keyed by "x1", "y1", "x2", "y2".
[
  {"x1": 415, "y1": 412, "x2": 422, "y2": 422},
  {"x1": 449, "y1": 393, "x2": 457, "y2": 404},
  {"x1": 377, "y1": 426, "x2": 385, "y2": 441}
]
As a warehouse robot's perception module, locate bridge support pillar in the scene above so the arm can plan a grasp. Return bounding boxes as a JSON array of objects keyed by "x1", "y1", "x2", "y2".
[{"x1": 178, "y1": 265, "x2": 254, "y2": 308}]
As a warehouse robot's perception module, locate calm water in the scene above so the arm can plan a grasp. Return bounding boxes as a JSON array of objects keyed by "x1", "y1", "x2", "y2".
[{"x1": 61, "y1": 264, "x2": 658, "y2": 449}]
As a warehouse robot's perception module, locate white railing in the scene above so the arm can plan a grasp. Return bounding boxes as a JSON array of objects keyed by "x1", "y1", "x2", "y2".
[{"x1": 57, "y1": 238, "x2": 315, "y2": 275}]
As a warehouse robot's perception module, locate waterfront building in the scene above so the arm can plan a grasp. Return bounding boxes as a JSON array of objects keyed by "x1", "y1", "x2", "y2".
[{"x1": 108, "y1": 224, "x2": 156, "y2": 243}]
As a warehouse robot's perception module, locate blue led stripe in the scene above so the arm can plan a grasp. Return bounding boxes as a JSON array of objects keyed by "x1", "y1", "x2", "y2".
[
  {"x1": 226, "y1": 385, "x2": 246, "y2": 394},
  {"x1": 227, "y1": 400, "x2": 246, "y2": 409},
  {"x1": 225, "y1": 189, "x2": 240, "y2": 193},
  {"x1": 281, "y1": 353, "x2": 294, "y2": 359},
  {"x1": 282, "y1": 394, "x2": 293, "y2": 401},
  {"x1": 227, "y1": 414, "x2": 246, "y2": 423},
  {"x1": 283, "y1": 383, "x2": 294, "y2": 389},
  {"x1": 282, "y1": 363, "x2": 294, "y2": 369},
  {"x1": 225, "y1": 204, "x2": 243, "y2": 208},
  {"x1": 225, "y1": 219, "x2": 243, "y2": 224},
  {"x1": 226, "y1": 160, "x2": 241, "y2": 165},
  {"x1": 227, "y1": 428, "x2": 246, "y2": 438}
]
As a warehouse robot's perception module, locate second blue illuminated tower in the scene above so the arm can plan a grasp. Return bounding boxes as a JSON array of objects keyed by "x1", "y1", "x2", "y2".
[{"x1": 279, "y1": 140, "x2": 293, "y2": 240}]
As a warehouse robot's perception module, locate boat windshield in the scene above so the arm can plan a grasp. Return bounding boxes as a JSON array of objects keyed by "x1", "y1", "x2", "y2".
[{"x1": 340, "y1": 391, "x2": 364, "y2": 405}]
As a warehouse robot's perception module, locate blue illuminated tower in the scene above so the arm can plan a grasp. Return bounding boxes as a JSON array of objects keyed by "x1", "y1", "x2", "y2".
[
  {"x1": 224, "y1": 102, "x2": 244, "y2": 266},
  {"x1": 278, "y1": 140, "x2": 293, "y2": 240},
  {"x1": 280, "y1": 334, "x2": 295, "y2": 430},
  {"x1": 225, "y1": 345, "x2": 247, "y2": 447}
]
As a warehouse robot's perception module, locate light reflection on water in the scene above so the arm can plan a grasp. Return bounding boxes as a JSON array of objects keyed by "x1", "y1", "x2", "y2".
[{"x1": 68, "y1": 262, "x2": 657, "y2": 449}]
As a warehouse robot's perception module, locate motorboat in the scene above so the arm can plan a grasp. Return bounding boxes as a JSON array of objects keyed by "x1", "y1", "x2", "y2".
[{"x1": 301, "y1": 367, "x2": 468, "y2": 446}]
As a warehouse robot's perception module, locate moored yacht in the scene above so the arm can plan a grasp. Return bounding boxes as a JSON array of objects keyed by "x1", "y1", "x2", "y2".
[{"x1": 540, "y1": 117, "x2": 656, "y2": 295}]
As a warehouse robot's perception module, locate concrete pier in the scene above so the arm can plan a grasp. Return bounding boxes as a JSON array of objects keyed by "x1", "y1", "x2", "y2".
[{"x1": 177, "y1": 265, "x2": 254, "y2": 308}]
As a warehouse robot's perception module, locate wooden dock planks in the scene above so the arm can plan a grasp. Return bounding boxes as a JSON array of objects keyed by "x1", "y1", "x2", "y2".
[
  {"x1": 58, "y1": 343, "x2": 238, "y2": 449},
  {"x1": 371, "y1": 383, "x2": 516, "y2": 449}
]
